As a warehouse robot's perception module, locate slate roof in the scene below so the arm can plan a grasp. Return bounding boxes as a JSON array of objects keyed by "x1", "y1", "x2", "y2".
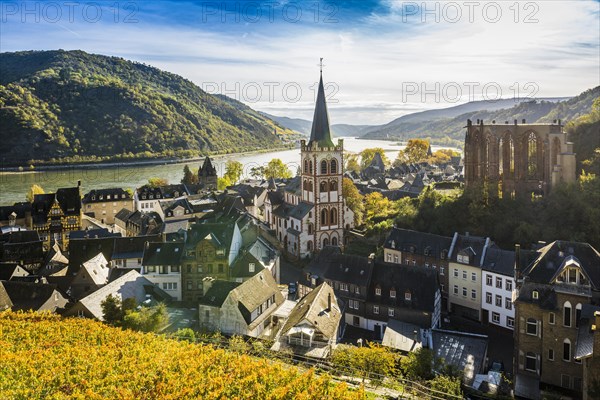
[
  {"x1": 0, "y1": 202, "x2": 31, "y2": 220},
  {"x1": 522, "y1": 241, "x2": 600, "y2": 289},
  {"x1": 0, "y1": 232, "x2": 44, "y2": 266},
  {"x1": 281, "y1": 282, "x2": 341, "y2": 340},
  {"x1": 432, "y1": 329, "x2": 489, "y2": 386},
  {"x1": 230, "y1": 250, "x2": 264, "y2": 279},
  {"x1": 115, "y1": 208, "x2": 134, "y2": 222},
  {"x1": 283, "y1": 176, "x2": 301, "y2": 195},
  {"x1": 161, "y1": 198, "x2": 194, "y2": 218},
  {"x1": 0, "y1": 263, "x2": 28, "y2": 281},
  {"x1": 142, "y1": 242, "x2": 184, "y2": 266},
  {"x1": 368, "y1": 262, "x2": 439, "y2": 312},
  {"x1": 266, "y1": 191, "x2": 284, "y2": 206},
  {"x1": 69, "y1": 228, "x2": 121, "y2": 240},
  {"x1": 308, "y1": 73, "x2": 334, "y2": 148},
  {"x1": 236, "y1": 270, "x2": 283, "y2": 326},
  {"x1": 450, "y1": 234, "x2": 490, "y2": 267},
  {"x1": 384, "y1": 228, "x2": 453, "y2": 259},
  {"x1": 199, "y1": 157, "x2": 217, "y2": 177},
  {"x1": 80, "y1": 253, "x2": 110, "y2": 286},
  {"x1": 72, "y1": 270, "x2": 171, "y2": 320},
  {"x1": 82, "y1": 188, "x2": 131, "y2": 204},
  {"x1": 0, "y1": 281, "x2": 67, "y2": 312},
  {"x1": 199, "y1": 280, "x2": 241, "y2": 307},
  {"x1": 289, "y1": 202, "x2": 313, "y2": 220},
  {"x1": 112, "y1": 235, "x2": 161, "y2": 259},
  {"x1": 381, "y1": 319, "x2": 422, "y2": 353},
  {"x1": 32, "y1": 187, "x2": 81, "y2": 223},
  {"x1": 68, "y1": 237, "x2": 116, "y2": 275},
  {"x1": 481, "y1": 248, "x2": 515, "y2": 276},
  {"x1": 515, "y1": 282, "x2": 557, "y2": 310},
  {"x1": 574, "y1": 304, "x2": 600, "y2": 360}
]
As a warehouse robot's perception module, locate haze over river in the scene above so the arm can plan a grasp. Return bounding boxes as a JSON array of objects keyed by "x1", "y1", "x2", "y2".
[{"x1": 0, "y1": 138, "x2": 458, "y2": 205}]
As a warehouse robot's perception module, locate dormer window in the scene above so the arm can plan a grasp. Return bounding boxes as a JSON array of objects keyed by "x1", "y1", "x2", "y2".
[
  {"x1": 107, "y1": 195, "x2": 111, "y2": 200},
  {"x1": 424, "y1": 247, "x2": 431, "y2": 256},
  {"x1": 390, "y1": 288, "x2": 396, "y2": 298},
  {"x1": 91, "y1": 196, "x2": 96, "y2": 201},
  {"x1": 99, "y1": 195, "x2": 103, "y2": 200},
  {"x1": 390, "y1": 240, "x2": 395, "y2": 249},
  {"x1": 405, "y1": 290, "x2": 411, "y2": 301},
  {"x1": 375, "y1": 287, "x2": 381, "y2": 296},
  {"x1": 532, "y1": 290, "x2": 539, "y2": 299},
  {"x1": 441, "y1": 250, "x2": 447, "y2": 260},
  {"x1": 457, "y1": 254, "x2": 470, "y2": 264}
]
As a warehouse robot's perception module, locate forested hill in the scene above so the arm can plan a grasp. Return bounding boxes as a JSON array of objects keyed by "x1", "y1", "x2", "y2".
[
  {"x1": 362, "y1": 86, "x2": 600, "y2": 147},
  {"x1": 0, "y1": 50, "x2": 293, "y2": 165}
]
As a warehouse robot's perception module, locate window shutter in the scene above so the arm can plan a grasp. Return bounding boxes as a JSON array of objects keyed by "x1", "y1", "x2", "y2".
[
  {"x1": 536, "y1": 354, "x2": 540, "y2": 375},
  {"x1": 538, "y1": 321, "x2": 542, "y2": 338}
]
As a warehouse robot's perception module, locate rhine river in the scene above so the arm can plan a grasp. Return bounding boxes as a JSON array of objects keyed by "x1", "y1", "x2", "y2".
[{"x1": 0, "y1": 138, "x2": 457, "y2": 205}]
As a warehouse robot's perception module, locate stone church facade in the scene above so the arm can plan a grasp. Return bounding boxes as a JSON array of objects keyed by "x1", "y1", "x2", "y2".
[
  {"x1": 265, "y1": 70, "x2": 354, "y2": 259},
  {"x1": 464, "y1": 119, "x2": 576, "y2": 197}
]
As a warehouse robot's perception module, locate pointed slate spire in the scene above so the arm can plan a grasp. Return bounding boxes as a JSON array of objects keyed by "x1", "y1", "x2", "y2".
[{"x1": 309, "y1": 67, "x2": 334, "y2": 148}]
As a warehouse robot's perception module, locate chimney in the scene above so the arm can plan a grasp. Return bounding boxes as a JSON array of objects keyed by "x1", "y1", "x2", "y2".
[
  {"x1": 77, "y1": 180, "x2": 81, "y2": 187},
  {"x1": 514, "y1": 244, "x2": 521, "y2": 283},
  {"x1": 593, "y1": 311, "x2": 600, "y2": 356},
  {"x1": 328, "y1": 292, "x2": 332, "y2": 311},
  {"x1": 202, "y1": 276, "x2": 215, "y2": 294}
]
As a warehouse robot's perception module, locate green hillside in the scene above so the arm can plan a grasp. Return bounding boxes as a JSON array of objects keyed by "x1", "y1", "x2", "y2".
[
  {"x1": 0, "y1": 311, "x2": 362, "y2": 399},
  {"x1": 362, "y1": 86, "x2": 600, "y2": 147},
  {"x1": 0, "y1": 50, "x2": 294, "y2": 166}
]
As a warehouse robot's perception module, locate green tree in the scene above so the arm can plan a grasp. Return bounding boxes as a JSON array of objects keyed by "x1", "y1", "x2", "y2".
[
  {"x1": 345, "y1": 153, "x2": 360, "y2": 173},
  {"x1": 173, "y1": 328, "x2": 196, "y2": 342},
  {"x1": 429, "y1": 375, "x2": 463, "y2": 399},
  {"x1": 331, "y1": 343, "x2": 398, "y2": 384},
  {"x1": 217, "y1": 175, "x2": 232, "y2": 190},
  {"x1": 148, "y1": 177, "x2": 168, "y2": 188},
  {"x1": 122, "y1": 303, "x2": 168, "y2": 333},
  {"x1": 26, "y1": 184, "x2": 45, "y2": 202},
  {"x1": 400, "y1": 348, "x2": 439, "y2": 381},
  {"x1": 100, "y1": 294, "x2": 124, "y2": 325},
  {"x1": 264, "y1": 158, "x2": 292, "y2": 179},
  {"x1": 359, "y1": 148, "x2": 390, "y2": 170},
  {"x1": 181, "y1": 164, "x2": 198, "y2": 185},
  {"x1": 395, "y1": 138, "x2": 430, "y2": 165},
  {"x1": 249, "y1": 166, "x2": 265, "y2": 179},
  {"x1": 224, "y1": 160, "x2": 243, "y2": 184},
  {"x1": 342, "y1": 177, "x2": 364, "y2": 226}
]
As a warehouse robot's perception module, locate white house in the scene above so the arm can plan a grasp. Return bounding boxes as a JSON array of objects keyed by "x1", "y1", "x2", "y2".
[
  {"x1": 141, "y1": 241, "x2": 184, "y2": 301},
  {"x1": 481, "y1": 247, "x2": 516, "y2": 330}
]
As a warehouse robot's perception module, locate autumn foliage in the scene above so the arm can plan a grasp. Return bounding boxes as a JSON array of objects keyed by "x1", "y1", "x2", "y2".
[{"x1": 0, "y1": 311, "x2": 363, "y2": 400}]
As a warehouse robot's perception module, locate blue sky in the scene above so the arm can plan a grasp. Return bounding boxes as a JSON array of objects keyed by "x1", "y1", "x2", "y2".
[{"x1": 1, "y1": 0, "x2": 599, "y2": 124}]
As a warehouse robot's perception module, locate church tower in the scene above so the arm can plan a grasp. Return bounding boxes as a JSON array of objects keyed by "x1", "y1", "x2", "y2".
[
  {"x1": 198, "y1": 157, "x2": 218, "y2": 190},
  {"x1": 300, "y1": 66, "x2": 346, "y2": 251}
]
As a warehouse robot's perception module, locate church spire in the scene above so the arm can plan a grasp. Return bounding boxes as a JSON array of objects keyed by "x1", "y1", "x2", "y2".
[{"x1": 309, "y1": 59, "x2": 334, "y2": 147}]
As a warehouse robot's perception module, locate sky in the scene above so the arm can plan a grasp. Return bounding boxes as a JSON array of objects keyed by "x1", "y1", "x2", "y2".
[{"x1": 1, "y1": 0, "x2": 599, "y2": 125}]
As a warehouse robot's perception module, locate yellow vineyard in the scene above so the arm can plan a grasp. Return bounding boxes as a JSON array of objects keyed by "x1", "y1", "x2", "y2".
[{"x1": 0, "y1": 311, "x2": 363, "y2": 400}]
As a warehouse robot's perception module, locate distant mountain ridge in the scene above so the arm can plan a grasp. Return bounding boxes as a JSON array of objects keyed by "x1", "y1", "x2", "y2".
[
  {"x1": 266, "y1": 91, "x2": 597, "y2": 148},
  {"x1": 261, "y1": 112, "x2": 374, "y2": 138},
  {"x1": 0, "y1": 50, "x2": 294, "y2": 165}
]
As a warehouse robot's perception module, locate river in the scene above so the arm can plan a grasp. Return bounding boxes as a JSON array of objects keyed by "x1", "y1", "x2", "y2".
[{"x1": 0, "y1": 138, "x2": 458, "y2": 205}]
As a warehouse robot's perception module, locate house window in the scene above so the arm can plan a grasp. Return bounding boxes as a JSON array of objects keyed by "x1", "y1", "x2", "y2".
[
  {"x1": 147, "y1": 266, "x2": 156, "y2": 273},
  {"x1": 505, "y1": 298, "x2": 512, "y2": 310},
  {"x1": 187, "y1": 281, "x2": 193, "y2": 290},
  {"x1": 453, "y1": 268, "x2": 458, "y2": 278},
  {"x1": 405, "y1": 291, "x2": 411, "y2": 301},
  {"x1": 563, "y1": 339, "x2": 571, "y2": 362},
  {"x1": 471, "y1": 272, "x2": 476, "y2": 281},
  {"x1": 394, "y1": 255, "x2": 399, "y2": 263},
  {"x1": 440, "y1": 267, "x2": 445, "y2": 275},
  {"x1": 453, "y1": 285, "x2": 458, "y2": 295},
  {"x1": 532, "y1": 290, "x2": 538, "y2": 299},
  {"x1": 349, "y1": 300, "x2": 359, "y2": 310},
  {"x1": 576, "y1": 304, "x2": 582, "y2": 328},
  {"x1": 526, "y1": 318, "x2": 538, "y2": 336},
  {"x1": 496, "y1": 277, "x2": 502, "y2": 288},
  {"x1": 506, "y1": 280, "x2": 513, "y2": 291},
  {"x1": 525, "y1": 352, "x2": 537, "y2": 372},
  {"x1": 564, "y1": 301, "x2": 572, "y2": 327},
  {"x1": 507, "y1": 317, "x2": 514, "y2": 328},
  {"x1": 390, "y1": 289, "x2": 396, "y2": 298},
  {"x1": 373, "y1": 305, "x2": 379, "y2": 314},
  {"x1": 471, "y1": 289, "x2": 476, "y2": 299},
  {"x1": 340, "y1": 283, "x2": 348, "y2": 291},
  {"x1": 249, "y1": 263, "x2": 255, "y2": 273},
  {"x1": 197, "y1": 282, "x2": 202, "y2": 289},
  {"x1": 561, "y1": 375, "x2": 571, "y2": 389},
  {"x1": 375, "y1": 287, "x2": 381, "y2": 296},
  {"x1": 485, "y1": 274, "x2": 492, "y2": 286},
  {"x1": 388, "y1": 308, "x2": 394, "y2": 317},
  {"x1": 355, "y1": 286, "x2": 360, "y2": 295},
  {"x1": 486, "y1": 292, "x2": 492, "y2": 304},
  {"x1": 462, "y1": 270, "x2": 467, "y2": 280},
  {"x1": 492, "y1": 312, "x2": 500, "y2": 323},
  {"x1": 462, "y1": 287, "x2": 467, "y2": 297},
  {"x1": 549, "y1": 312, "x2": 555, "y2": 324},
  {"x1": 548, "y1": 349, "x2": 554, "y2": 361},
  {"x1": 495, "y1": 295, "x2": 502, "y2": 307},
  {"x1": 353, "y1": 316, "x2": 359, "y2": 326}
]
